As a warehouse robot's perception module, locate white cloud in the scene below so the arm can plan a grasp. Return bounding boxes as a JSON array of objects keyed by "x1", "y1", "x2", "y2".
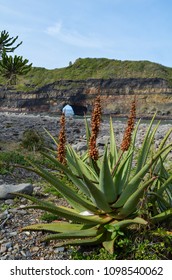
[
  {"x1": 45, "y1": 21, "x2": 109, "y2": 49},
  {"x1": 46, "y1": 21, "x2": 62, "y2": 36}
]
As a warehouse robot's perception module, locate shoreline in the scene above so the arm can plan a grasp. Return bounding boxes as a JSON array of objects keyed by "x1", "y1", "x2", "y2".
[{"x1": 1, "y1": 108, "x2": 172, "y2": 120}]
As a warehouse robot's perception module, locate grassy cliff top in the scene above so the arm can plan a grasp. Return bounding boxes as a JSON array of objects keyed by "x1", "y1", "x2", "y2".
[{"x1": 1, "y1": 57, "x2": 172, "y2": 91}]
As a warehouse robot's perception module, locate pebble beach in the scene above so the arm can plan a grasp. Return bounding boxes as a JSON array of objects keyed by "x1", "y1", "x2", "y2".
[{"x1": 0, "y1": 112, "x2": 172, "y2": 260}]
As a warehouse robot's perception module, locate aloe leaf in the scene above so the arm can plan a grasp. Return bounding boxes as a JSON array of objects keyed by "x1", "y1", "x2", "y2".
[
  {"x1": 157, "y1": 174, "x2": 172, "y2": 196},
  {"x1": 109, "y1": 217, "x2": 148, "y2": 228},
  {"x1": 152, "y1": 151, "x2": 171, "y2": 177},
  {"x1": 85, "y1": 116, "x2": 91, "y2": 146},
  {"x1": 117, "y1": 177, "x2": 157, "y2": 217},
  {"x1": 25, "y1": 159, "x2": 97, "y2": 213},
  {"x1": 67, "y1": 145, "x2": 98, "y2": 182},
  {"x1": 158, "y1": 127, "x2": 172, "y2": 151},
  {"x1": 42, "y1": 233, "x2": 105, "y2": 244},
  {"x1": 82, "y1": 174, "x2": 112, "y2": 212},
  {"x1": 22, "y1": 222, "x2": 88, "y2": 232},
  {"x1": 22, "y1": 224, "x2": 100, "y2": 237},
  {"x1": 26, "y1": 204, "x2": 112, "y2": 225},
  {"x1": 99, "y1": 145, "x2": 117, "y2": 203},
  {"x1": 150, "y1": 192, "x2": 171, "y2": 209},
  {"x1": 103, "y1": 236, "x2": 116, "y2": 254},
  {"x1": 43, "y1": 127, "x2": 58, "y2": 146},
  {"x1": 109, "y1": 117, "x2": 118, "y2": 168},
  {"x1": 41, "y1": 151, "x2": 92, "y2": 198},
  {"x1": 114, "y1": 143, "x2": 172, "y2": 208},
  {"x1": 134, "y1": 115, "x2": 159, "y2": 174},
  {"x1": 150, "y1": 208, "x2": 172, "y2": 223},
  {"x1": 113, "y1": 150, "x2": 133, "y2": 195},
  {"x1": 121, "y1": 120, "x2": 140, "y2": 184},
  {"x1": 15, "y1": 192, "x2": 108, "y2": 224}
]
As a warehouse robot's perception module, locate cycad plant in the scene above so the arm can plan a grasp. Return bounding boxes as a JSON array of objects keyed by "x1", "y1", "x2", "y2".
[{"x1": 16, "y1": 94, "x2": 172, "y2": 254}]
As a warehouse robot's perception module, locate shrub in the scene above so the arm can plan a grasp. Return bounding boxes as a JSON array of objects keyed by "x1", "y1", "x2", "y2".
[{"x1": 21, "y1": 129, "x2": 44, "y2": 151}]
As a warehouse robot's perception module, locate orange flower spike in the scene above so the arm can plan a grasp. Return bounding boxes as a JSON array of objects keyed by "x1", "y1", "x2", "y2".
[
  {"x1": 89, "y1": 91, "x2": 102, "y2": 160},
  {"x1": 57, "y1": 113, "x2": 66, "y2": 165},
  {"x1": 120, "y1": 96, "x2": 136, "y2": 152}
]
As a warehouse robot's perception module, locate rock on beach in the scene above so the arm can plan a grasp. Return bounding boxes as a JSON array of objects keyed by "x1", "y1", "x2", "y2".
[{"x1": 0, "y1": 183, "x2": 33, "y2": 199}]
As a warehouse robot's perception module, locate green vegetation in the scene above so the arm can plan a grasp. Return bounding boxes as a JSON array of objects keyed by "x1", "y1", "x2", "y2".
[
  {"x1": 21, "y1": 128, "x2": 45, "y2": 152},
  {"x1": 72, "y1": 227, "x2": 172, "y2": 260},
  {"x1": 0, "y1": 30, "x2": 31, "y2": 85},
  {"x1": 0, "y1": 52, "x2": 32, "y2": 85},
  {"x1": 0, "y1": 150, "x2": 26, "y2": 175},
  {"x1": 1, "y1": 57, "x2": 172, "y2": 90},
  {"x1": 14, "y1": 96, "x2": 172, "y2": 255},
  {"x1": 0, "y1": 30, "x2": 22, "y2": 58}
]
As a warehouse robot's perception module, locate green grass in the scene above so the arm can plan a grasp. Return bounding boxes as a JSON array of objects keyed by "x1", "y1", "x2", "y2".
[{"x1": 1, "y1": 58, "x2": 172, "y2": 91}]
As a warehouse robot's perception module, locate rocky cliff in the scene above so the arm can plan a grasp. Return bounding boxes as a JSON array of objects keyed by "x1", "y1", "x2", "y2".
[{"x1": 0, "y1": 77, "x2": 172, "y2": 117}]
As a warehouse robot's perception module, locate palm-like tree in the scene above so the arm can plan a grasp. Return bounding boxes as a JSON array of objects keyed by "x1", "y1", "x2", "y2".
[
  {"x1": 0, "y1": 30, "x2": 22, "y2": 59},
  {"x1": 0, "y1": 52, "x2": 32, "y2": 85}
]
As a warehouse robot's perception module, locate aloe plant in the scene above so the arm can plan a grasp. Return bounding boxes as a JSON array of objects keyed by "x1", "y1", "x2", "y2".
[{"x1": 15, "y1": 99, "x2": 172, "y2": 254}]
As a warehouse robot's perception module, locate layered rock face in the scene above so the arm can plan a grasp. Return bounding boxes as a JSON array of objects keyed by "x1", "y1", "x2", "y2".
[{"x1": 0, "y1": 78, "x2": 172, "y2": 117}]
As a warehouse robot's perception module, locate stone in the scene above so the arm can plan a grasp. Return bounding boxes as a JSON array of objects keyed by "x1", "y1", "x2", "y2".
[
  {"x1": 0, "y1": 242, "x2": 12, "y2": 253},
  {"x1": 97, "y1": 135, "x2": 110, "y2": 146},
  {"x1": 76, "y1": 142, "x2": 87, "y2": 152},
  {"x1": 0, "y1": 183, "x2": 33, "y2": 200},
  {"x1": 0, "y1": 210, "x2": 8, "y2": 220},
  {"x1": 31, "y1": 246, "x2": 39, "y2": 252},
  {"x1": 4, "y1": 199, "x2": 15, "y2": 205},
  {"x1": 9, "y1": 231, "x2": 17, "y2": 237},
  {"x1": 54, "y1": 247, "x2": 65, "y2": 253}
]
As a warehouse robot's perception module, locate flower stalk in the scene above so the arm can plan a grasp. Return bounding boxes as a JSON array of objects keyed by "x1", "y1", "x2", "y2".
[
  {"x1": 57, "y1": 113, "x2": 66, "y2": 165},
  {"x1": 89, "y1": 91, "x2": 102, "y2": 160},
  {"x1": 120, "y1": 96, "x2": 136, "y2": 152}
]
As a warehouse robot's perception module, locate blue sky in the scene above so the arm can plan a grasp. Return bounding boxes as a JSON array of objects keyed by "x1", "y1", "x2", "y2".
[{"x1": 0, "y1": 0, "x2": 172, "y2": 69}]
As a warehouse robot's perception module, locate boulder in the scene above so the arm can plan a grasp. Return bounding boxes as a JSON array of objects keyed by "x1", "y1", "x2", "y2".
[{"x1": 0, "y1": 183, "x2": 33, "y2": 200}]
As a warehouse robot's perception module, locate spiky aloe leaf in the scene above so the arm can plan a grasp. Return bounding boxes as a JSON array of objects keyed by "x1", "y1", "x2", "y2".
[
  {"x1": 158, "y1": 127, "x2": 172, "y2": 151},
  {"x1": 102, "y1": 235, "x2": 116, "y2": 254},
  {"x1": 118, "y1": 120, "x2": 140, "y2": 188},
  {"x1": 85, "y1": 116, "x2": 91, "y2": 147},
  {"x1": 82, "y1": 174, "x2": 112, "y2": 212},
  {"x1": 14, "y1": 192, "x2": 108, "y2": 224},
  {"x1": 149, "y1": 192, "x2": 171, "y2": 210},
  {"x1": 156, "y1": 174, "x2": 172, "y2": 197},
  {"x1": 23, "y1": 159, "x2": 97, "y2": 213},
  {"x1": 41, "y1": 151, "x2": 92, "y2": 199},
  {"x1": 99, "y1": 145, "x2": 117, "y2": 203},
  {"x1": 107, "y1": 217, "x2": 147, "y2": 228},
  {"x1": 109, "y1": 117, "x2": 118, "y2": 168},
  {"x1": 117, "y1": 177, "x2": 157, "y2": 218},
  {"x1": 43, "y1": 127, "x2": 58, "y2": 146},
  {"x1": 112, "y1": 150, "x2": 133, "y2": 196},
  {"x1": 66, "y1": 145, "x2": 98, "y2": 182},
  {"x1": 42, "y1": 233, "x2": 105, "y2": 244},
  {"x1": 22, "y1": 222, "x2": 93, "y2": 233},
  {"x1": 150, "y1": 208, "x2": 172, "y2": 223},
  {"x1": 22, "y1": 224, "x2": 101, "y2": 239},
  {"x1": 103, "y1": 216, "x2": 147, "y2": 254},
  {"x1": 114, "y1": 143, "x2": 172, "y2": 208},
  {"x1": 134, "y1": 115, "x2": 160, "y2": 175}
]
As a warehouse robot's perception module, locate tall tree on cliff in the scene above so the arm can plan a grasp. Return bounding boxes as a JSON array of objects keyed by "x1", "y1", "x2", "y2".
[
  {"x1": 0, "y1": 52, "x2": 32, "y2": 85},
  {"x1": 0, "y1": 30, "x2": 22, "y2": 59}
]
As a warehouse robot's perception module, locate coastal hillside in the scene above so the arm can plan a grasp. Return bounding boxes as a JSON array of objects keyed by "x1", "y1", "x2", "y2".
[
  {"x1": 0, "y1": 58, "x2": 172, "y2": 117},
  {"x1": 1, "y1": 58, "x2": 172, "y2": 91}
]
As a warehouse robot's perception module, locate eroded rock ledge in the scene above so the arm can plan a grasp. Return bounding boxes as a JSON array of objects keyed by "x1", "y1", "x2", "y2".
[{"x1": 0, "y1": 78, "x2": 172, "y2": 117}]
